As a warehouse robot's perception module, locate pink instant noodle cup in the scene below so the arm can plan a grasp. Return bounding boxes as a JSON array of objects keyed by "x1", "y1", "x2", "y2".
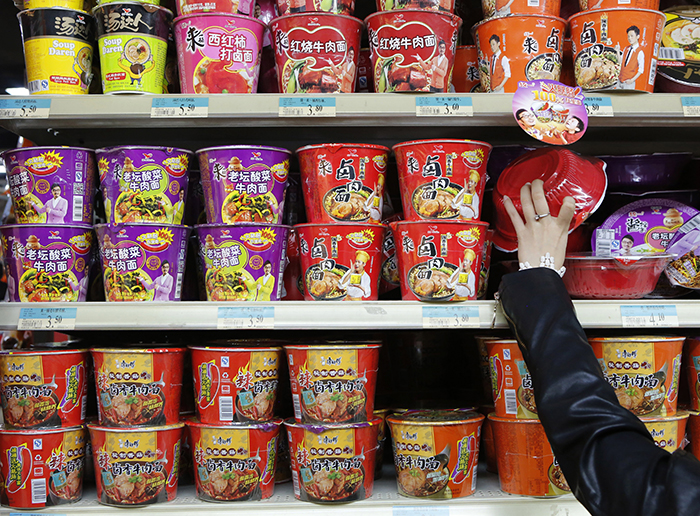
[
  {"x1": 174, "y1": 14, "x2": 266, "y2": 94},
  {"x1": 270, "y1": 13, "x2": 363, "y2": 93},
  {"x1": 176, "y1": 0, "x2": 255, "y2": 16},
  {"x1": 0, "y1": 224, "x2": 93, "y2": 302},
  {"x1": 276, "y1": 0, "x2": 354, "y2": 16}
]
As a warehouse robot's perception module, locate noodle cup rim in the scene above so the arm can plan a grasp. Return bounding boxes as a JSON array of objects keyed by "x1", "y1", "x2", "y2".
[
  {"x1": 283, "y1": 416, "x2": 383, "y2": 430},
  {"x1": 392, "y1": 139, "x2": 493, "y2": 152},
  {"x1": 90, "y1": 347, "x2": 187, "y2": 354},
  {"x1": 283, "y1": 343, "x2": 382, "y2": 350},
  {"x1": 87, "y1": 422, "x2": 185, "y2": 432},
  {"x1": 387, "y1": 410, "x2": 485, "y2": 426},
  {"x1": 95, "y1": 145, "x2": 194, "y2": 155},
  {"x1": 196, "y1": 145, "x2": 292, "y2": 156},
  {"x1": 568, "y1": 6, "x2": 666, "y2": 23},
  {"x1": 189, "y1": 345, "x2": 283, "y2": 352},
  {"x1": 296, "y1": 143, "x2": 391, "y2": 155},
  {"x1": 639, "y1": 410, "x2": 690, "y2": 423},
  {"x1": 91, "y1": 2, "x2": 174, "y2": 18},
  {"x1": 0, "y1": 348, "x2": 90, "y2": 357},
  {"x1": 185, "y1": 417, "x2": 285, "y2": 429},
  {"x1": 0, "y1": 424, "x2": 85, "y2": 435},
  {"x1": 174, "y1": 12, "x2": 268, "y2": 29}
]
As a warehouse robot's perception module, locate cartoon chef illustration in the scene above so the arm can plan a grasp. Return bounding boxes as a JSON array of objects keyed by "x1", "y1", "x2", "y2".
[
  {"x1": 118, "y1": 38, "x2": 156, "y2": 87},
  {"x1": 450, "y1": 249, "x2": 477, "y2": 300},
  {"x1": 452, "y1": 170, "x2": 481, "y2": 220},
  {"x1": 616, "y1": 25, "x2": 645, "y2": 90},
  {"x1": 340, "y1": 250, "x2": 372, "y2": 300}
]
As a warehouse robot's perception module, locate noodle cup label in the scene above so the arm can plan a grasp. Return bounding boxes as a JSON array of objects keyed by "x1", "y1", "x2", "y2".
[
  {"x1": 579, "y1": 0, "x2": 658, "y2": 12},
  {"x1": 486, "y1": 340, "x2": 537, "y2": 419},
  {"x1": 664, "y1": 214, "x2": 700, "y2": 289},
  {"x1": 393, "y1": 139, "x2": 491, "y2": 222},
  {"x1": 276, "y1": 0, "x2": 354, "y2": 17},
  {"x1": 96, "y1": 146, "x2": 192, "y2": 225},
  {"x1": 658, "y1": 8, "x2": 700, "y2": 90},
  {"x1": 589, "y1": 336, "x2": 684, "y2": 417},
  {"x1": 379, "y1": 213, "x2": 401, "y2": 294},
  {"x1": 271, "y1": 14, "x2": 363, "y2": 94},
  {"x1": 366, "y1": 11, "x2": 461, "y2": 93},
  {"x1": 295, "y1": 223, "x2": 386, "y2": 301},
  {"x1": 187, "y1": 420, "x2": 282, "y2": 502},
  {"x1": 0, "y1": 350, "x2": 89, "y2": 429},
  {"x1": 473, "y1": 15, "x2": 566, "y2": 93},
  {"x1": 88, "y1": 423, "x2": 183, "y2": 507},
  {"x1": 481, "y1": 0, "x2": 560, "y2": 19},
  {"x1": 297, "y1": 143, "x2": 389, "y2": 225},
  {"x1": 191, "y1": 346, "x2": 283, "y2": 423},
  {"x1": 177, "y1": 0, "x2": 254, "y2": 16},
  {"x1": 282, "y1": 228, "x2": 305, "y2": 300},
  {"x1": 452, "y1": 46, "x2": 481, "y2": 93},
  {"x1": 375, "y1": 0, "x2": 454, "y2": 13},
  {"x1": 0, "y1": 426, "x2": 87, "y2": 509},
  {"x1": 0, "y1": 224, "x2": 94, "y2": 303},
  {"x1": 91, "y1": 348, "x2": 186, "y2": 427},
  {"x1": 3, "y1": 147, "x2": 96, "y2": 226},
  {"x1": 640, "y1": 413, "x2": 688, "y2": 453},
  {"x1": 285, "y1": 418, "x2": 380, "y2": 503},
  {"x1": 569, "y1": 9, "x2": 665, "y2": 93},
  {"x1": 684, "y1": 338, "x2": 700, "y2": 411},
  {"x1": 285, "y1": 344, "x2": 381, "y2": 424}
]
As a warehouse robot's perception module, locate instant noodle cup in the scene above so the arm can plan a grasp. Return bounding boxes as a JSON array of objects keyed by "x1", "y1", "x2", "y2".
[
  {"x1": 379, "y1": 213, "x2": 401, "y2": 294},
  {"x1": 0, "y1": 224, "x2": 93, "y2": 303},
  {"x1": 569, "y1": 8, "x2": 665, "y2": 93},
  {"x1": 489, "y1": 415, "x2": 570, "y2": 496},
  {"x1": 356, "y1": 47, "x2": 373, "y2": 92},
  {"x1": 196, "y1": 145, "x2": 290, "y2": 224},
  {"x1": 285, "y1": 417, "x2": 381, "y2": 503},
  {"x1": 639, "y1": 412, "x2": 688, "y2": 453},
  {"x1": 481, "y1": 0, "x2": 560, "y2": 18},
  {"x1": 91, "y1": 347, "x2": 186, "y2": 427},
  {"x1": 657, "y1": 7, "x2": 700, "y2": 94},
  {"x1": 373, "y1": 407, "x2": 389, "y2": 479},
  {"x1": 176, "y1": 0, "x2": 253, "y2": 16},
  {"x1": 390, "y1": 220, "x2": 488, "y2": 302},
  {"x1": 270, "y1": 13, "x2": 363, "y2": 93},
  {"x1": 0, "y1": 350, "x2": 89, "y2": 429},
  {"x1": 3, "y1": 147, "x2": 96, "y2": 226},
  {"x1": 186, "y1": 419, "x2": 282, "y2": 502},
  {"x1": 18, "y1": 8, "x2": 95, "y2": 95},
  {"x1": 688, "y1": 412, "x2": 700, "y2": 460},
  {"x1": 276, "y1": 0, "x2": 354, "y2": 16},
  {"x1": 96, "y1": 146, "x2": 192, "y2": 225},
  {"x1": 475, "y1": 336, "x2": 498, "y2": 403},
  {"x1": 684, "y1": 337, "x2": 700, "y2": 411},
  {"x1": 174, "y1": 14, "x2": 266, "y2": 94},
  {"x1": 24, "y1": 0, "x2": 88, "y2": 9},
  {"x1": 93, "y1": 3, "x2": 173, "y2": 94},
  {"x1": 282, "y1": 228, "x2": 305, "y2": 300},
  {"x1": 366, "y1": 11, "x2": 461, "y2": 93},
  {"x1": 393, "y1": 139, "x2": 492, "y2": 222},
  {"x1": 589, "y1": 336, "x2": 684, "y2": 417},
  {"x1": 0, "y1": 426, "x2": 87, "y2": 508},
  {"x1": 578, "y1": 0, "x2": 657, "y2": 11},
  {"x1": 88, "y1": 423, "x2": 184, "y2": 506},
  {"x1": 375, "y1": 0, "x2": 455, "y2": 13},
  {"x1": 486, "y1": 340, "x2": 537, "y2": 419},
  {"x1": 95, "y1": 223, "x2": 190, "y2": 302},
  {"x1": 477, "y1": 229, "x2": 494, "y2": 299},
  {"x1": 285, "y1": 343, "x2": 380, "y2": 424},
  {"x1": 295, "y1": 223, "x2": 386, "y2": 301},
  {"x1": 297, "y1": 143, "x2": 389, "y2": 225},
  {"x1": 452, "y1": 45, "x2": 481, "y2": 93},
  {"x1": 195, "y1": 223, "x2": 289, "y2": 301}
]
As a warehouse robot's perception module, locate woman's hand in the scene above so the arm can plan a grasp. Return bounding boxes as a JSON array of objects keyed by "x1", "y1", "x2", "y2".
[{"x1": 503, "y1": 179, "x2": 575, "y2": 270}]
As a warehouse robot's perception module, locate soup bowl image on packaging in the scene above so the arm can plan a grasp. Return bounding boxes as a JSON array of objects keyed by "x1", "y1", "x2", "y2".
[
  {"x1": 186, "y1": 418, "x2": 282, "y2": 502},
  {"x1": 0, "y1": 224, "x2": 93, "y2": 302},
  {"x1": 96, "y1": 146, "x2": 192, "y2": 225},
  {"x1": 393, "y1": 139, "x2": 492, "y2": 222},
  {"x1": 197, "y1": 146, "x2": 291, "y2": 224},
  {"x1": 295, "y1": 223, "x2": 386, "y2": 301},
  {"x1": 640, "y1": 412, "x2": 688, "y2": 453},
  {"x1": 285, "y1": 417, "x2": 381, "y2": 503},
  {"x1": 3, "y1": 147, "x2": 96, "y2": 225},
  {"x1": 0, "y1": 349, "x2": 89, "y2": 429},
  {"x1": 91, "y1": 348, "x2": 186, "y2": 427},
  {"x1": 486, "y1": 340, "x2": 537, "y2": 419},
  {"x1": 88, "y1": 423, "x2": 183, "y2": 506},
  {"x1": 297, "y1": 144, "x2": 389, "y2": 225},
  {"x1": 366, "y1": 11, "x2": 461, "y2": 93},
  {"x1": 480, "y1": 0, "x2": 559, "y2": 19},
  {"x1": 0, "y1": 425, "x2": 87, "y2": 509},
  {"x1": 589, "y1": 336, "x2": 684, "y2": 417},
  {"x1": 569, "y1": 9, "x2": 665, "y2": 93},
  {"x1": 271, "y1": 13, "x2": 363, "y2": 93},
  {"x1": 285, "y1": 343, "x2": 380, "y2": 424},
  {"x1": 387, "y1": 409, "x2": 484, "y2": 499},
  {"x1": 390, "y1": 220, "x2": 488, "y2": 302}
]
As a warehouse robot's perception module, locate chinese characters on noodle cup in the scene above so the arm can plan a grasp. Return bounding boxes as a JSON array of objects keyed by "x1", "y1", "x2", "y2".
[
  {"x1": 486, "y1": 340, "x2": 538, "y2": 419},
  {"x1": 480, "y1": 0, "x2": 560, "y2": 20},
  {"x1": 375, "y1": 0, "x2": 456, "y2": 13},
  {"x1": 452, "y1": 45, "x2": 481, "y2": 93},
  {"x1": 275, "y1": 0, "x2": 354, "y2": 17},
  {"x1": 639, "y1": 412, "x2": 688, "y2": 453}
]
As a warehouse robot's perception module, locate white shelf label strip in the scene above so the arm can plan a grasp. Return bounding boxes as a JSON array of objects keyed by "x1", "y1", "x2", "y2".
[
  {"x1": 583, "y1": 96, "x2": 613, "y2": 117},
  {"x1": 620, "y1": 305, "x2": 679, "y2": 328},
  {"x1": 279, "y1": 97, "x2": 336, "y2": 117},
  {"x1": 18, "y1": 307, "x2": 77, "y2": 331},
  {"x1": 151, "y1": 97, "x2": 209, "y2": 118},
  {"x1": 0, "y1": 98, "x2": 51, "y2": 119},
  {"x1": 416, "y1": 96, "x2": 473, "y2": 117},
  {"x1": 681, "y1": 96, "x2": 700, "y2": 117},
  {"x1": 393, "y1": 507, "x2": 450, "y2": 516},
  {"x1": 217, "y1": 306, "x2": 274, "y2": 329},
  {"x1": 422, "y1": 306, "x2": 480, "y2": 328}
]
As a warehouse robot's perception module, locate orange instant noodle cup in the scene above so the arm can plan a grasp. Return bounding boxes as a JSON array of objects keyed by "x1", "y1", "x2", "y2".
[
  {"x1": 640, "y1": 412, "x2": 689, "y2": 453},
  {"x1": 387, "y1": 409, "x2": 484, "y2": 499},
  {"x1": 480, "y1": 0, "x2": 560, "y2": 20},
  {"x1": 487, "y1": 340, "x2": 538, "y2": 419},
  {"x1": 684, "y1": 337, "x2": 700, "y2": 411},
  {"x1": 569, "y1": 8, "x2": 665, "y2": 93},
  {"x1": 374, "y1": 407, "x2": 390, "y2": 479},
  {"x1": 489, "y1": 414, "x2": 571, "y2": 496},
  {"x1": 578, "y1": 0, "x2": 658, "y2": 12},
  {"x1": 560, "y1": 38, "x2": 575, "y2": 87},
  {"x1": 589, "y1": 336, "x2": 684, "y2": 417},
  {"x1": 475, "y1": 336, "x2": 499, "y2": 402},
  {"x1": 452, "y1": 45, "x2": 482, "y2": 93},
  {"x1": 479, "y1": 408, "x2": 498, "y2": 473}
]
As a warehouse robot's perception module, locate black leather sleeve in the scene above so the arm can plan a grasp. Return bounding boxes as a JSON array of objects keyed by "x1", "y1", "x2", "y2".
[{"x1": 498, "y1": 268, "x2": 700, "y2": 516}]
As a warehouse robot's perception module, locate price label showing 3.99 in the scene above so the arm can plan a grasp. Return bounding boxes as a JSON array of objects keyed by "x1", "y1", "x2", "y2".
[
  {"x1": 18, "y1": 308, "x2": 77, "y2": 330},
  {"x1": 151, "y1": 97, "x2": 209, "y2": 118},
  {"x1": 217, "y1": 307, "x2": 275, "y2": 329}
]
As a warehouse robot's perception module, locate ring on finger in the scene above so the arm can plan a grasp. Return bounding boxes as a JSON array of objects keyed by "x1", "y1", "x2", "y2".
[{"x1": 534, "y1": 212, "x2": 550, "y2": 221}]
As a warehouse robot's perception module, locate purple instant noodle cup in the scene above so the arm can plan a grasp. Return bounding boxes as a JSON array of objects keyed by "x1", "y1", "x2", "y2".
[
  {"x1": 195, "y1": 223, "x2": 289, "y2": 301},
  {"x1": 95, "y1": 223, "x2": 191, "y2": 302},
  {"x1": 0, "y1": 224, "x2": 94, "y2": 302},
  {"x1": 2, "y1": 147, "x2": 96, "y2": 225},
  {"x1": 196, "y1": 145, "x2": 291, "y2": 225}
]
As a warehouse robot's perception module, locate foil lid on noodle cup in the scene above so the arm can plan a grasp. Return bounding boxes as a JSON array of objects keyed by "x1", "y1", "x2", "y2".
[{"x1": 657, "y1": 7, "x2": 700, "y2": 93}]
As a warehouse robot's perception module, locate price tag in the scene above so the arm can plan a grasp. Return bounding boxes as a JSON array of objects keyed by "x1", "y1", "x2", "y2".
[
  {"x1": 620, "y1": 305, "x2": 679, "y2": 328},
  {"x1": 415, "y1": 96, "x2": 473, "y2": 117},
  {"x1": 18, "y1": 308, "x2": 77, "y2": 331},
  {"x1": 393, "y1": 507, "x2": 450, "y2": 516},
  {"x1": 279, "y1": 97, "x2": 336, "y2": 117},
  {"x1": 422, "y1": 306, "x2": 480, "y2": 328},
  {"x1": 681, "y1": 96, "x2": 700, "y2": 117},
  {"x1": 217, "y1": 307, "x2": 274, "y2": 329},
  {"x1": 0, "y1": 98, "x2": 51, "y2": 119},
  {"x1": 583, "y1": 96, "x2": 613, "y2": 117},
  {"x1": 150, "y1": 97, "x2": 209, "y2": 118},
  {"x1": 11, "y1": 513, "x2": 65, "y2": 516}
]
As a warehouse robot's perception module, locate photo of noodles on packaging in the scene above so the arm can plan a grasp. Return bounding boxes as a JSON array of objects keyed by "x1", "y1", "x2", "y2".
[
  {"x1": 193, "y1": 58, "x2": 256, "y2": 94},
  {"x1": 302, "y1": 382, "x2": 368, "y2": 423},
  {"x1": 323, "y1": 185, "x2": 374, "y2": 222},
  {"x1": 49, "y1": 460, "x2": 83, "y2": 504},
  {"x1": 525, "y1": 53, "x2": 562, "y2": 81},
  {"x1": 99, "y1": 389, "x2": 166, "y2": 427},
  {"x1": 548, "y1": 462, "x2": 571, "y2": 493},
  {"x1": 2, "y1": 391, "x2": 60, "y2": 428},
  {"x1": 411, "y1": 183, "x2": 462, "y2": 219},
  {"x1": 236, "y1": 389, "x2": 276, "y2": 421},
  {"x1": 661, "y1": 18, "x2": 700, "y2": 61},
  {"x1": 205, "y1": 268, "x2": 257, "y2": 301},
  {"x1": 198, "y1": 464, "x2": 262, "y2": 501},
  {"x1": 222, "y1": 190, "x2": 278, "y2": 224},
  {"x1": 105, "y1": 269, "x2": 154, "y2": 302},
  {"x1": 104, "y1": 468, "x2": 166, "y2": 505},
  {"x1": 305, "y1": 263, "x2": 351, "y2": 300},
  {"x1": 407, "y1": 261, "x2": 458, "y2": 301},
  {"x1": 301, "y1": 465, "x2": 365, "y2": 502},
  {"x1": 574, "y1": 47, "x2": 620, "y2": 89},
  {"x1": 18, "y1": 269, "x2": 80, "y2": 302},
  {"x1": 115, "y1": 191, "x2": 172, "y2": 224},
  {"x1": 396, "y1": 463, "x2": 450, "y2": 497},
  {"x1": 12, "y1": 194, "x2": 45, "y2": 224}
]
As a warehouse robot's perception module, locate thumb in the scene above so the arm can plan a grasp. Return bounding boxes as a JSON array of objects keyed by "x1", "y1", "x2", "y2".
[{"x1": 558, "y1": 196, "x2": 576, "y2": 229}]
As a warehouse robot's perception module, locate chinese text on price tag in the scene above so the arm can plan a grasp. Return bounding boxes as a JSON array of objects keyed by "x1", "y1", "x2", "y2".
[
  {"x1": 18, "y1": 308, "x2": 77, "y2": 331},
  {"x1": 0, "y1": 98, "x2": 51, "y2": 119},
  {"x1": 583, "y1": 96, "x2": 613, "y2": 117},
  {"x1": 416, "y1": 96, "x2": 473, "y2": 117},
  {"x1": 422, "y1": 306, "x2": 479, "y2": 328},
  {"x1": 681, "y1": 97, "x2": 700, "y2": 117},
  {"x1": 620, "y1": 305, "x2": 679, "y2": 328},
  {"x1": 151, "y1": 97, "x2": 209, "y2": 118},
  {"x1": 279, "y1": 97, "x2": 336, "y2": 117},
  {"x1": 218, "y1": 307, "x2": 275, "y2": 329}
]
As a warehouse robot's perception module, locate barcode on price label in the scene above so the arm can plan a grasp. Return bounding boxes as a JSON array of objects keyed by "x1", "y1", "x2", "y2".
[
  {"x1": 217, "y1": 307, "x2": 274, "y2": 329},
  {"x1": 620, "y1": 305, "x2": 679, "y2": 327},
  {"x1": 422, "y1": 306, "x2": 480, "y2": 328},
  {"x1": 393, "y1": 507, "x2": 450, "y2": 516},
  {"x1": 681, "y1": 97, "x2": 700, "y2": 117},
  {"x1": 583, "y1": 96, "x2": 613, "y2": 117},
  {"x1": 151, "y1": 97, "x2": 209, "y2": 118},
  {"x1": 416, "y1": 96, "x2": 473, "y2": 117},
  {"x1": 0, "y1": 98, "x2": 51, "y2": 119},
  {"x1": 18, "y1": 308, "x2": 77, "y2": 331},
  {"x1": 279, "y1": 97, "x2": 336, "y2": 117}
]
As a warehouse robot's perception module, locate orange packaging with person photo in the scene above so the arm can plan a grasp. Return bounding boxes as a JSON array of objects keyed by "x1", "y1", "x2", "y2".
[{"x1": 486, "y1": 340, "x2": 538, "y2": 419}]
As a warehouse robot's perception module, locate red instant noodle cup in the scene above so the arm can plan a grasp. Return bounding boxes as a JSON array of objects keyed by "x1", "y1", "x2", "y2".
[
  {"x1": 688, "y1": 412, "x2": 700, "y2": 460},
  {"x1": 276, "y1": 0, "x2": 354, "y2": 16},
  {"x1": 686, "y1": 337, "x2": 700, "y2": 412},
  {"x1": 486, "y1": 340, "x2": 538, "y2": 419}
]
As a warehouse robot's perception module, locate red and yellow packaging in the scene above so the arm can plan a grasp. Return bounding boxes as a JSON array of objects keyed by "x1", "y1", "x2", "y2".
[
  {"x1": 91, "y1": 348, "x2": 186, "y2": 427},
  {"x1": 356, "y1": 48, "x2": 373, "y2": 92},
  {"x1": 0, "y1": 349, "x2": 89, "y2": 429},
  {"x1": 186, "y1": 419, "x2": 282, "y2": 502},
  {"x1": 282, "y1": 228, "x2": 305, "y2": 300},
  {"x1": 479, "y1": 407, "x2": 498, "y2": 473},
  {"x1": 190, "y1": 345, "x2": 283, "y2": 424},
  {"x1": 488, "y1": 415, "x2": 570, "y2": 497},
  {"x1": 297, "y1": 144, "x2": 389, "y2": 225},
  {"x1": 379, "y1": 213, "x2": 402, "y2": 294},
  {"x1": 452, "y1": 45, "x2": 481, "y2": 93},
  {"x1": 387, "y1": 409, "x2": 484, "y2": 499},
  {"x1": 480, "y1": 0, "x2": 560, "y2": 19},
  {"x1": 477, "y1": 229, "x2": 494, "y2": 299},
  {"x1": 285, "y1": 343, "x2": 381, "y2": 424},
  {"x1": 373, "y1": 407, "x2": 390, "y2": 479},
  {"x1": 684, "y1": 337, "x2": 700, "y2": 411},
  {"x1": 640, "y1": 412, "x2": 688, "y2": 453},
  {"x1": 88, "y1": 423, "x2": 183, "y2": 507},
  {"x1": 589, "y1": 336, "x2": 684, "y2": 417},
  {"x1": 0, "y1": 425, "x2": 86, "y2": 509},
  {"x1": 285, "y1": 417, "x2": 381, "y2": 502},
  {"x1": 486, "y1": 340, "x2": 538, "y2": 419}
]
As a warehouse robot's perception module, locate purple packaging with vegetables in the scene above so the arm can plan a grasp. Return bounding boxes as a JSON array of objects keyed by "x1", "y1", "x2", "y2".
[{"x1": 665, "y1": 214, "x2": 700, "y2": 290}]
